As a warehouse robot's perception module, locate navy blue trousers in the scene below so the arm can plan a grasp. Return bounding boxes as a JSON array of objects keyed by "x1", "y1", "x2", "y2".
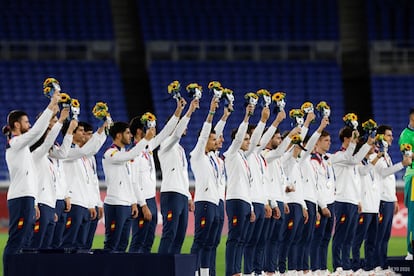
[
  {"x1": 85, "y1": 206, "x2": 99, "y2": 250},
  {"x1": 225, "y1": 199, "x2": 251, "y2": 276},
  {"x1": 61, "y1": 204, "x2": 90, "y2": 249},
  {"x1": 158, "y1": 192, "x2": 189, "y2": 254},
  {"x1": 190, "y1": 201, "x2": 220, "y2": 270},
  {"x1": 244, "y1": 202, "x2": 265, "y2": 274},
  {"x1": 375, "y1": 201, "x2": 395, "y2": 269},
  {"x1": 210, "y1": 199, "x2": 224, "y2": 276},
  {"x1": 332, "y1": 201, "x2": 358, "y2": 270},
  {"x1": 298, "y1": 201, "x2": 317, "y2": 271},
  {"x1": 129, "y1": 197, "x2": 158, "y2": 253},
  {"x1": 278, "y1": 203, "x2": 304, "y2": 273},
  {"x1": 352, "y1": 213, "x2": 378, "y2": 271},
  {"x1": 3, "y1": 197, "x2": 36, "y2": 276},
  {"x1": 103, "y1": 203, "x2": 131, "y2": 251},
  {"x1": 310, "y1": 203, "x2": 334, "y2": 271},
  {"x1": 30, "y1": 203, "x2": 55, "y2": 249},
  {"x1": 264, "y1": 201, "x2": 285, "y2": 273},
  {"x1": 50, "y1": 199, "x2": 67, "y2": 249}
]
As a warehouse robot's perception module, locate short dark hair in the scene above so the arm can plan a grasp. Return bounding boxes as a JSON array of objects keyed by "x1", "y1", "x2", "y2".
[
  {"x1": 3, "y1": 110, "x2": 29, "y2": 139},
  {"x1": 247, "y1": 124, "x2": 257, "y2": 136},
  {"x1": 281, "y1": 130, "x2": 290, "y2": 140},
  {"x1": 377, "y1": 125, "x2": 392, "y2": 135},
  {"x1": 109, "y1": 122, "x2": 129, "y2": 139},
  {"x1": 61, "y1": 119, "x2": 85, "y2": 136},
  {"x1": 410, "y1": 108, "x2": 414, "y2": 115},
  {"x1": 78, "y1": 121, "x2": 93, "y2": 132},
  {"x1": 129, "y1": 116, "x2": 144, "y2": 136},
  {"x1": 320, "y1": 130, "x2": 330, "y2": 138},
  {"x1": 339, "y1": 126, "x2": 353, "y2": 142}
]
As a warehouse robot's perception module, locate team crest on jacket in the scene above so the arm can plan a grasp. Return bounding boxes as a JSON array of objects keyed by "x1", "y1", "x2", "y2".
[
  {"x1": 232, "y1": 216, "x2": 238, "y2": 226},
  {"x1": 17, "y1": 218, "x2": 24, "y2": 229},
  {"x1": 66, "y1": 217, "x2": 72, "y2": 229},
  {"x1": 287, "y1": 219, "x2": 294, "y2": 230},
  {"x1": 339, "y1": 214, "x2": 346, "y2": 224},
  {"x1": 167, "y1": 210, "x2": 173, "y2": 221}
]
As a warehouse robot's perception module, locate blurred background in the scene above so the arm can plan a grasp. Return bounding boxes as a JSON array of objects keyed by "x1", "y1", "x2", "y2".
[{"x1": 0, "y1": 0, "x2": 412, "y2": 234}]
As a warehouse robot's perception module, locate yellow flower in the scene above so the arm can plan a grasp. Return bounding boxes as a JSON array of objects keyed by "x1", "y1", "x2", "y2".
[
  {"x1": 400, "y1": 143, "x2": 413, "y2": 152},
  {"x1": 291, "y1": 134, "x2": 302, "y2": 144},
  {"x1": 71, "y1": 99, "x2": 80, "y2": 108},
  {"x1": 92, "y1": 102, "x2": 109, "y2": 120},
  {"x1": 301, "y1": 102, "x2": 314, "y2": 113},
  {"x1": 316, "y1": 101, "x2": 330, "y2": 111},
  {"x1": 59, "y1": 93, "x2": 71, "y2": 104},
  {"x1": 289, "y1": 109, "x2": 304, "y2": 118},
  {"x1": 222, "y1": 88, "x2": 233, "y2": 95},
  {"x1": 256, "y1": 89, "x2": 271, "y2": 97},
  {"x1": 362, "y1": 119, "x2": 377, "y2": 131},
  {"x1": 168, "y1": 80, "x2": 181, "y2": 94},
  {"x1": 343, "y1": 113, "x2": 358, "y2": 122},
  {"x1": 244, "y1": 92, "x2": 258, "y2": 100},
  {"x1": 186, "y1": 83, "x2": 202, "y2": 92},
  {"x1": 141, "y1": 112, "x2": 157, "y2": 123},
  {"x1": 301, "y1": 102, "x2": 313, "y2": 110},
  {"x1": 375, "y1": 134, "x2": 385, "y2": 141},
  {"x1": 208, "y1": 81, "x2": 222, "y2": 90},
  {"x1": 272, "y1": 92, "x2": 286, "y2": 102},
  {"x1": 43, "y1": 77, "x2": 59, "y2": 88}
]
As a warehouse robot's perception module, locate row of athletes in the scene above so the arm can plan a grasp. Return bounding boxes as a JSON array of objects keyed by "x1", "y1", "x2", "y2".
[{"x1": 2, "y1": 91, "x2": 410, "y2": 276}]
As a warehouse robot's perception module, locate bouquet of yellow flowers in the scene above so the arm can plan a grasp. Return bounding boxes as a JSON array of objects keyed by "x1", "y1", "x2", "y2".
[
  {"x1": 221, "y1": 88, "x2": 234, "y2": 112},
  {"x1": 301, "y1": 102, "x2": 314, "y2": 114},
  {"x1": 70, "y1": 98, "x2": 80, "y2": 121},
  {"x1": 343, "y1": 113, "x2": 358, "y2": 130},
  {"x1": 289, "y1": 108, "x2": 305, "y2": 127},
  {"x1": 43, "y1": 77, "x2": 61, "y2": 98},
  {"x1": 167, "y1": 80, "x2": 181, "y2": 101},
  {"x1": 244, "y1": 92, "x2": 259, "y2": 116},
  {"x1": 208, "y1": 81, "x2": 223, "y2": 100},
  {"x1": 375, "y1": 134, "x2": 388, "y2": 153},
  {"x1": 256, "y1": 89, "x2": 272, "y2": 108},
  {"x1": 362, "y1": 119, "x2": 377, "y2": 140},
  {"x1": 140, "y1": 112, "x2": 157, "y2": 129},
  {"x1": 92, "y1": 102, "x2": 113, "y2": 131},
  {"x1": 59, "y1": 93, "x2": 72, "y2": 109},
  {"x1": 186, "y1": 83, "x2": 202, "y2": 100},
  {"x1": 291, "y1": 134, "x2": 302, "y2": 145},
  {"x1": 316, "y1": 101, "x2": 331, "y2": 118},
  {"x1": 400, "y1": 143, "x2": 413, "y2": 157},
  {"x1": 272, "y1": 91, "x2": 286, "y2": 112}
]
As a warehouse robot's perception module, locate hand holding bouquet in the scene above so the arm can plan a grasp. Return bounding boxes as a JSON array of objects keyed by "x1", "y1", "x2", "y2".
[
  {"x1": 256, "y1": 89, "x2": 272, "y2": 108},
  {"x1": 167, "y1": 80, "x2": 181, "y2": 102},
  {"x1": 272, "y1": 91, "x2": 286, "y2": 113},
  {"x1": 92, "y1": 102, "x2": 113, "y2": 133},
  {"x1": 244, "y1": 92, "x2": 259, "y2": 116},
  {"x1": 43, "y1": 77, "x2": 61, "y2": 98}
]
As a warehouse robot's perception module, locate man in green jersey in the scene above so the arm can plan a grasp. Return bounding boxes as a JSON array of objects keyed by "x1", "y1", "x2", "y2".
[{"x1": 398, "y1": 108, "x2": 414, "y2": 260}]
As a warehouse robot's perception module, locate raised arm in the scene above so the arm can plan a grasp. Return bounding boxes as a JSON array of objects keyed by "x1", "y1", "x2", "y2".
[
  {"x1": 246, "y1": 106, "x2": 270, "y2": 156},
  {"x1": 160, "y1": 98, "x2": 199, "y2": 153},
  {"x1": 224, "y1": 104, "x2": 254, "y2": 156},
  {"x1": 190, "y1": 97, "x2": 219, "y2": 160},
  {"x1": 49, "y1": 119, "x2": 77, "y2": 159}
]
